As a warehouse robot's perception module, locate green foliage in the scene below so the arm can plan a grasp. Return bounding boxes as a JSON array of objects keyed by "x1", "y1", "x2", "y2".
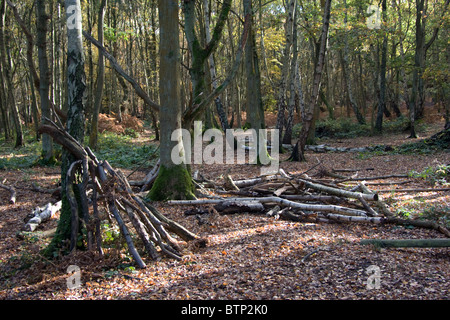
[
  {"x1": 101, "y1": 221, "x2": 122, "y2": 248},
  {"x1": 409, "y1": 164, "x2": 450, "y2": 186},
  {"x1": 314, "y1": 118, "x2": 371, "y2": 139},
  {"x1": 395, "y1": 199, "x2": 450, "y2": 229},
  {"x1": 89, "y1": 132, "x2": 158, "y2": 169},
  {"x1": 0, "y1": 137, "x2": 42, "y2": 169}
]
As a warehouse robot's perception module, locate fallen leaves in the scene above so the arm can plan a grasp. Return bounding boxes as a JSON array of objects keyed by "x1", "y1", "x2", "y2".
[{"x1": 1, "y1": 128, "x2": 450, "y2": 300}]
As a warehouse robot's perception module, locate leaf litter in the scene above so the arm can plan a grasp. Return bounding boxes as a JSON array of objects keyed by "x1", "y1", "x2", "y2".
[{"x1": 0, "y1": 128, "x2": 449, "y2": 300}]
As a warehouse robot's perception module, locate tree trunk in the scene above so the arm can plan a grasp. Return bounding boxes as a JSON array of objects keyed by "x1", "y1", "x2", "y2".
[
  {"x1": 276, "y1": 0, "x2": 296, "y2": 144},
  {"x1": 147, "y1": 0, "x2": 195, "y2": 201},
  {"x1": 45, "y1": 0, "x2": 87, "y2": 256},
  {"x1": 282, "y1": 1, "x2": 299, "y2": 145},
  {"x1": 89, "y1": 0, "x2": 107, "y2": 150},
  {"x1": 183, "y1": 0, "x2": 232, "y2": 129},
  {"x1": 244, "y1": 0, "x2": 264, "y2": 132},
  {"x1": 0, "y1": 0, "x2": 23, "y2": 148},
  {"x1": 36, "y1": 0, "x2": 55, "y2": 159},
  {"x1": 341, "y1": 0, "x2": 365, "y2": 125},
  {"x1": 291, "y1": 0, "x2": 331, "y2": 161},
  {"x1": 375, "y1": 0, "x2": 387, "y2": 133},
  {"x1": 204, "y1": 0, "x2": 229, "y2": 131}
]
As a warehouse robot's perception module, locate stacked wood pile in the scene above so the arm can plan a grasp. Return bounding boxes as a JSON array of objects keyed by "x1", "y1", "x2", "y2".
[
  {"x1": 169, "y1": 167, "x2": 450, "y2": 238},
  {"x1": 38, "y1": 120, "x2": 203, "y2": 269}
]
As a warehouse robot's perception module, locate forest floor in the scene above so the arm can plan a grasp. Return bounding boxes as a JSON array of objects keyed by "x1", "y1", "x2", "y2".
[{"x1": 0, "y1": 113, "x2": 449, "y2": 301}]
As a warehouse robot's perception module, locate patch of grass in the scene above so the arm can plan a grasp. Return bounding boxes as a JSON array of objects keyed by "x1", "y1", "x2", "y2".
[
  {"x1": 92, "y1": 132, "x2": 159, "y2": 169},
  {"x1": 0, "y1": 129, "x2": 158, "y2": 171},
  {"x1": 0, "y1": 139, "x2": 42, "y2": 169},
  {"x1": 314, "y1": 118, "x2": 372, "y2": 139}
]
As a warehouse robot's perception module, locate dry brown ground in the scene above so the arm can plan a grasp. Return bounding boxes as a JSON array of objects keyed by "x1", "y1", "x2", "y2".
[{"x1": 0, "y1": 115, "x2": 449, "y2": 301}]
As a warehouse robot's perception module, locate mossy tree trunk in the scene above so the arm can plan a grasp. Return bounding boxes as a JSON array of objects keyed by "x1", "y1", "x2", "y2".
[
  {"x1": 182, "y1": 0, "x2": 231, "y2": 129},
  {"x1": 46, "y1": 0, "x2": 87, "y2": 256},
  {"x1": 147, "y1": 0, "x2": 195, "y2": 201},
  {"x1": 36, "y1": 0, "x2": 53, "y2": 159}
]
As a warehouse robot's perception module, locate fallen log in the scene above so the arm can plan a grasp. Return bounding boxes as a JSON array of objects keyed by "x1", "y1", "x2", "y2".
[
  {"x1": 169, "y1": 196, "x2": 369, "y2": 217},
  {"x1": 23, "y1": 201, "x2": 62, "y2": 232},
  {"x1": 298, "y1": 178, "x2": 379, "y2": 201},
  {"x1": 360, "y1": 238, "x2": 450, "y2": 248},
  {"x1": 214, "y1": 200, "x2": 265, "y2": 214},
  {"x1": 374, "y1": 187, "x2": 450, "y2": 193},
  {"x1": 326, "y1": 214, "x2": 384, "y2": 224},
  {"x1": 0, "y1": 183, "x2": 16, "y2": 204}
]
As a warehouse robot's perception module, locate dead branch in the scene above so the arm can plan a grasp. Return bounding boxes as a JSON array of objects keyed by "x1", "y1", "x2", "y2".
[
  {"x1": 38, "y1": 120, "x2": 201, "y2": 268},
  {"x1": 23, "y1": 201, "x2": 62, "y2": 232},
  {"x1": 360, "y1": 238, "x2": 450, "y2": 248},
  {"x1": 0, "y1": 183, "x2": 16, "y2": 204},
  {"x1": 169, "y1": 196, "x2": 369, "y2": 216}
]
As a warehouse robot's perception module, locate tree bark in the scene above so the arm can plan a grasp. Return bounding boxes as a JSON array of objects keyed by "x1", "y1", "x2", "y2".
[
  {"x1": 0, "y1": 0, "x2": 23, "y2": 148},
  {"x1": 276, "y1": 0, "x2": 296, "y2": 144},
  {"x1": 291, "y1": 0, "x2": 331, "y2": 161},
  {"x1": 375, "y1": 0, "x2": 387, "y2": 133},
  {"x1": 147, "y1": 0, "x2": 195, "y2": 201},
  {"x1": 183, "y1": 0, "x2": 232, "y2": 129},
  {"x1": 36, "y1": 0, "x2": 53, "y2": 158},
  {"x1": 45, "y1": 0, "x2": 87, "y2": 256},
  {"x1": 282, "y1": 1, "x2": 299, "y2": 144},
  {"x1": 204, "y1": 0, "x2": 229, "y2": 131},
  {"x1": 89, "y1": 0, "x2": 107, "y2": 150}
]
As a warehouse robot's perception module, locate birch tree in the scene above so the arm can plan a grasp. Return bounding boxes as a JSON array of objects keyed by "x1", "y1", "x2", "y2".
[{"x1": 46, "y1": 0, "x2": 87, "y2": 255}]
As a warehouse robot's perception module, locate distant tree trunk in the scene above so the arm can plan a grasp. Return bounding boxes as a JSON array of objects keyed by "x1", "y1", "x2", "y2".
[
  {"x1": 36, "y1": 0, "x2": 54, "y2": 158},
  {"x1": 282, "y1": 1, "x2": 298, "y2": 145},
  {"x1": 0, "y1": 0, "x2": 23, "y2": 148},
  {"x1": 183, "y1": 0, "x2": 232, "y2": 129},
  {"x1": 411, "y1": 0, "x2": 449, "y2": 129},
  {"x1": 244, "y1": 0, "x2": 265, "y2": 132},
  {"x1": 291, "y1": 0, "x2": 331, "y2": 162},
  {"x1": 341, "y1": 0, "x2": 365, "y2": 125},
  {"x1": 46, "y1": 0, "x2": 87, "y2": 256},
  {"x1": 276, "y1": 0, "x2": 296, "y2": 145},
  {"x1": 147, "y1": 0, "x2": 195, "y2": 201},
  {"x1": 204, "y1": 0, "x2": 229, "y2": 131},
  {"x1": 375, "y1": 0, "x2": 387, "y2": 133},
  {"x1": 89, "y1": 0, "x2": 107, "y2": 150},
  {"x1": 396, "y1": 0, "x2": 411, "y2": 120}
]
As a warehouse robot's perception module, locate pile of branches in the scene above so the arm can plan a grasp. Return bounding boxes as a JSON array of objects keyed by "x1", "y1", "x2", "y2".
[
  {"x1": 39, "y1": 120, "x2": 202, "y2": 269},
  {"x1": 170, "y1": 166, "x2": 450, "y2": 237}
]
